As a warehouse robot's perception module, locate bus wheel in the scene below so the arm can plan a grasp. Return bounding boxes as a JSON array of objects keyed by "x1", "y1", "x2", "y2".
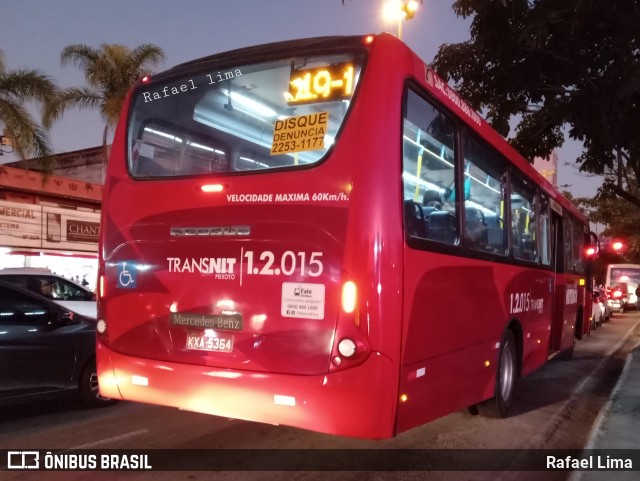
[
  {"x1": 79, "y1": 359, "x2": 115, "y2": 407},
  {"x1": 477, "y1": 330, "x2": 517, "y2": 418}
]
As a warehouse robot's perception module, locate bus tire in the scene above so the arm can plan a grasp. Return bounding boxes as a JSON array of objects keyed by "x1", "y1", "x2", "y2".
[
  {"x1": 79, "y1": 358, "x2": 115, "y2": 407},
  {"x1": 477, "y1": 330, "x2": 517, "y2": 419}
]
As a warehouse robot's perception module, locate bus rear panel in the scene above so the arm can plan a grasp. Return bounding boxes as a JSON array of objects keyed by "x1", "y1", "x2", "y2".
[{"x1": 98, "y1": 35, "x2": 404, "y2": 439}]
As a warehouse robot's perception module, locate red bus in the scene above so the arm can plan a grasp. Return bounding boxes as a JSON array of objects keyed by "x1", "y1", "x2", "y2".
[{"x1": 97, "y1": 33, "x2": 593, "y2": 439}]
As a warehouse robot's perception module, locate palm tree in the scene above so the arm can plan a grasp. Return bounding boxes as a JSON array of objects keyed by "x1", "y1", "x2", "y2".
[
  {"x1": 0, "y1": 50, "x2": 56, "y2": 162},
  {"x1": 45, "y1": 43, "x2": 165, "y2": 156}
]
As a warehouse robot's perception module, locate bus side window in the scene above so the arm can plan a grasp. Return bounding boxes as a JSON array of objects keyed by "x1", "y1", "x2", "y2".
[
  {"x1": 563, "y1": 214, "x2": 574, "y2": 271},
  {"x1": 572, "y1": 219, "x2": 585, "y2": 273},
  {"x1": 510, "y1": 176, "x2": 538, "y2": 262},
  {"x1": 537, "y1": 195, "x2": 551, "y2": 266},
  {"x1": 402, "y1": 88, "x2": 457, "y2": 245},
  {"x1": 462, "y1": 133, "x2": 507, "y2": 255}
]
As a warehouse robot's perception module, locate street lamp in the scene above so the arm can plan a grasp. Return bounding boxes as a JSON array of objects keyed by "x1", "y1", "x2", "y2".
[{"x1": 382, "y1": 0, "x2": 420, "y2": 40}]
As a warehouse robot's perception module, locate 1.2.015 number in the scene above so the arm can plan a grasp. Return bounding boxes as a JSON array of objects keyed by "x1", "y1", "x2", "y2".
[
  {"x1": 510, "y1": 292, "x2": 530, "y2": 314},
  {"x1": 244, "y1": 250, "x2": 323, "y2": 277}
]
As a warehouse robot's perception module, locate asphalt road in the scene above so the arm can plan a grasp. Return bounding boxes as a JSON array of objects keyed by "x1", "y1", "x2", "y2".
[{"x1": 2, "y1": 311, "x2": 640, "y2": 481}]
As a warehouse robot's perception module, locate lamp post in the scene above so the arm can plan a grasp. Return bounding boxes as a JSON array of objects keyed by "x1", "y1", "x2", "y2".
[{"x1": 382, "y1": 0, "x2": 420, "y2": 40}]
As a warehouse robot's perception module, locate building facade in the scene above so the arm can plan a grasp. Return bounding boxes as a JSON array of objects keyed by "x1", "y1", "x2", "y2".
[{"x1": 0, "y1": 147, "x2": 106, "y2": 288}]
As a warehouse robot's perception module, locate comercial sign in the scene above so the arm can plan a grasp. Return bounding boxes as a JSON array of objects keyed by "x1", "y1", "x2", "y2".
[
  {"x1": 0, "y1": 199, "x2": 100, "y2": 252},
  {"x1": 67, "y1": 220, "x2": 100, "y2": 243},
  {"x1": 0, "y1": 202, "x2": 42, "y2": 247}
]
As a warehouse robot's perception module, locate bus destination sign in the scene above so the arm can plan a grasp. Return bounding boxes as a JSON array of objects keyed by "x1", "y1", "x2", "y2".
[{"x1": 286, "y1": 62, "x2": 354, "y2": 105}]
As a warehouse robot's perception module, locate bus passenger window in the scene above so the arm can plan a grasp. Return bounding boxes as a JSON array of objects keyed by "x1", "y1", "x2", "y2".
[
  {"x1": 402, "y1": 89, "x2": 457, "y2": 245},
  {"x1": 462, "y1": 134, "x2": 507, "y2": 255},
  {"x1": 563, "y1": 215, "x2": 574, "y2": 271},
  {"x1": 537, "y1": 196, "x2": 551, "y2": 266},
  {"x1": 572, "y1": 220, "x2": 585, "y2": 273},
  {"x1": 511, "y1": 177, "x2": 538, "y2": 262}
]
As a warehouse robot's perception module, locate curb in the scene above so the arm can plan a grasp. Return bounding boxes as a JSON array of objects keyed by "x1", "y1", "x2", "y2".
[{"x1": 567, "y1": 346, "x2": 640, "y2": 481}]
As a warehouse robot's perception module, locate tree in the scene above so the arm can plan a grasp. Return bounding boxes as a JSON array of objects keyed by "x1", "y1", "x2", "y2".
[
  {"x1": 0, "y1": 50, "x2": 56, "y2": 163},
  {"x1": 45, "y1": 43, "x2": 165, "y2": 152},
  {"x1": 432, "y1": 0, "x2": 640, "y2": 210}
]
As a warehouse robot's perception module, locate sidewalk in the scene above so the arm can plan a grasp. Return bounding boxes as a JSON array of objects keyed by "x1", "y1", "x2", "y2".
[{"x1": 572, "y1": 347, "x2": 640, "y2": 481}]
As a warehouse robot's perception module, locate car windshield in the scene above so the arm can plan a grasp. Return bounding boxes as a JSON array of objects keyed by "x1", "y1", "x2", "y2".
[{"x1": 611, "y1": 268, "x2": 640, "y2": 284}]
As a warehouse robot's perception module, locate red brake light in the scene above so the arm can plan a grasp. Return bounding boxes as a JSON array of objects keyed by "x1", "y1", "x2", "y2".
[
  {"x1": 613, "y1": 290, "x2": 622, "y2": 298},
  {"x1": 201, "y1": 184, "x2": 225, "y2": 193}
]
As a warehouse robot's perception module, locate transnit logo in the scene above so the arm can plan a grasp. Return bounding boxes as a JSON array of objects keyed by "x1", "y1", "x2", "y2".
[{"x1": 167, "y1": 257, "x2": 237, "y2": 276}]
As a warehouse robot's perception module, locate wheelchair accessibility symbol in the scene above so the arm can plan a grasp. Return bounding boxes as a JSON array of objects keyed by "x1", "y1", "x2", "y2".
[{"x1": 117, "y1": 261, "x2": 137, "y2": 288}]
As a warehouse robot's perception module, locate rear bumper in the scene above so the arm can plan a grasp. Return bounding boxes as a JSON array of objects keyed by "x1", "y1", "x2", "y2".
[
  {"x1": 610, "y1": 300, "x2": 625, "y2": 310},
  {"x1": 97, "y1": 340, "x2": 398, "y2": 439}
]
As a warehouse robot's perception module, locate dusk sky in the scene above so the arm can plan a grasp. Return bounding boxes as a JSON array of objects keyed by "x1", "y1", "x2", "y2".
[{"x1": 1, "y1": 0, "x2": 600, "y2": 197}]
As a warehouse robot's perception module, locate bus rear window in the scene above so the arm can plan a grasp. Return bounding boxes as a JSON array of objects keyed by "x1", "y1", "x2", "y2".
[{"x1": 127, "y1": 52, "x2": 364, "y2": 178}]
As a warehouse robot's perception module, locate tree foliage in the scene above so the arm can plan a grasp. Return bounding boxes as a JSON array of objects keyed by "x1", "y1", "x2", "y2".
[
  {"x1": 432, "y1": 0, "x2": 640, "y2": 210},
  {"x1": 0, "y1": 50, "x2": 56, "y2": 164},
  {"x1": 45, "y1": 43, "x2": 165, "y2": 147}
]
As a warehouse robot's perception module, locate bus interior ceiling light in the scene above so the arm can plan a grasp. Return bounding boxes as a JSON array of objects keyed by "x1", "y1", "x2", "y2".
[{"x1": 221, "y1": 89, "x2": 277, "y2": 118}]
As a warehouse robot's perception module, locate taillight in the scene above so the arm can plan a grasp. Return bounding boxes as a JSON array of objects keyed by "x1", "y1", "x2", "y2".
[
  {"x1": 613, "y1": 291, "x2": 622, "y2": 298},
  {"x1": 337, "y1": 338, "x2": 357, "y2": 358},
  {"x1": 96, "y1": 319, "x2": 107, "y2": 334},
  {"x1": 362, "y1": 34, "x2": 375, "y2": 45},
  {"x1": 99, "y1": 274, "x2": 105, "y2": 299},
  {"x1": 341, "y1": 281, "x2": 357, "y2": 314},
  {"x1": 331, "y1": 280, "x2": 369, "y2": 371}
]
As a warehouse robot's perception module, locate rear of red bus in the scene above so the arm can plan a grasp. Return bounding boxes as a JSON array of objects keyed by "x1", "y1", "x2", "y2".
[{"x1": 96, "y1": 34, "x2": 410, "y2": 439}]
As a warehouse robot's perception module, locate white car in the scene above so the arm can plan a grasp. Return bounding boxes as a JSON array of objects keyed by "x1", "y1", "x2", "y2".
[
  {"x1": 595, "y1": 289, "x2": 613, "y2": 322},
  {"x1": 590, "y1": 291, "x2": 605, "y2": 330},
  {"x1": 0, "y1": 268, "x2": 96, "y2": 319}
]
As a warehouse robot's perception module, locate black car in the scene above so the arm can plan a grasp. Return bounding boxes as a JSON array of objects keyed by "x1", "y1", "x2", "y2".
[{"x1": 0, "y1": 279, "x2": 111, "y2": 407}]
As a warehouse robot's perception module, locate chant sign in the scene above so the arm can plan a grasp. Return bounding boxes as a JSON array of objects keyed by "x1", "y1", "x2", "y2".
[{"x1": 286, "y1": 62, "x2": 354, "y2": 105}]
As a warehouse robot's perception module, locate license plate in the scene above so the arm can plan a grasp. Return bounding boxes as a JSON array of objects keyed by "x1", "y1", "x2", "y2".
[{"x1": 186, "y1": 331, "x2": 233, "y2": 352}]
